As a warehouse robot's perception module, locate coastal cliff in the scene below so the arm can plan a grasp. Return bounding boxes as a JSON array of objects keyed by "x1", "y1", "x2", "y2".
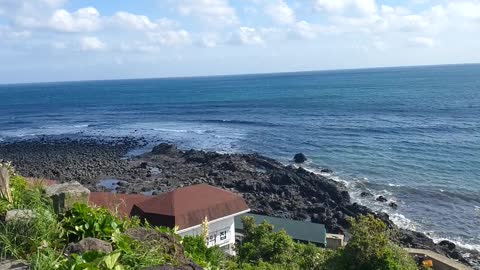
[{"x1": 0, "y1": 137, "x2": 478, "y2": 268}]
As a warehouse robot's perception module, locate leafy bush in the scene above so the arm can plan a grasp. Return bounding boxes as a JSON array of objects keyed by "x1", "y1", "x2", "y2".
[
  {"x1": 234, "y1": 215, "x2": 416, "y2": 270},
  {"x1": 29, "y1": 247, "x2": 65, "y2": 270},
  {"x1": 61, "y1": 203, "x2": 126, "y2": 242},
  {"x1": 60, "y1": 251, "x2": 124, "y2": 270},
  {"x1": 235, "y1": 216, "x2": 336, "y2": 269},
  {"x1": 335, "y1": 214, "x2": 417, "y2": 270},
  {"x1": 111, "y1": 231, "x2": 169, "y2": 269},
  {"x1": 183, "y1": 235, "x2": 225, "y2": 269},
  {"x1": 237, "y1": 216, "x2": 296, "y2": 265}
]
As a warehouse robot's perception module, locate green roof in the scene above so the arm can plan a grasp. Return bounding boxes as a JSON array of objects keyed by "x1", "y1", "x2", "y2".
[{"x1": 235, "y1": 213, "x2": 326, "y2": 246}]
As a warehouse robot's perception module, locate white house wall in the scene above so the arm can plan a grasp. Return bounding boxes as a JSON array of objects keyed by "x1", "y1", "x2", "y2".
[{"x1": 179, "y1": 216, "x2": 235, "y2": 248}]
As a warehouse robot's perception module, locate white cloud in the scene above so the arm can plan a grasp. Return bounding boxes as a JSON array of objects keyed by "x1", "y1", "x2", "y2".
[
  {"x1": 0, "y1": 0, "x2": 65, "y2": 29},
  {"x1": 446, "y1": 1, "x2": 480, "y2": 20},
  {"x1": 177, "y1": 0, "x2": 238, "y2": 25},
  {"x1": 80, "y1": 36, "x2": 106, "y2": 51},
  {"x1": 199, "y1": 33, "x2": 220, "y2": 47},
  {"x1": 49, "y1": 7, "x2": 101, "y2": 32},
  {"x1": 314, "y1": 0, "x2": 378, "y2": 16},
  {"x1": 0, "y1": 25, "x2": 31, "y2": 41},
  {"x1": 265, "y1": 0, "x2": 295, "y2": 25},
  {"x1": 0, "y1": 0, "x2": 65, "y2": 16},
  {"x1": 147, "y1": 30, "x2": 191, "y2": 46},
  {"x1": 110, "y1": 12, "x2": 178, "y2": 33},
  {"x1": 377, "y1": 5, "x2": 430, "y2": 33},
  {"x1": 408, "y1": 36, "x2": 434, "y2": 47},
  {"x1": 233, "y1": 27, "x2": 264, "y2": 46},
  {"x1": 291, "y1": 21, "x2": 317, "y2": 39},
  {"x1": 111, "y1": 11, "x2": 157, "y2": 31}
]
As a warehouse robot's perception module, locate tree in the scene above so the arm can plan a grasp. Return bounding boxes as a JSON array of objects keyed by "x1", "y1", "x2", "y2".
[
  {"x1": 237, "y1": 216, "x2": 296, "y2": 265},
  {"x1": 339, "y1": 215, "x2": 417, "y2": 270}
]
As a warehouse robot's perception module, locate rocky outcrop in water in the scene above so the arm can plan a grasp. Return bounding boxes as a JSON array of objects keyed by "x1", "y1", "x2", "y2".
[{"x1": 293, "y1": 153, "x2": 307, "y2": 163}]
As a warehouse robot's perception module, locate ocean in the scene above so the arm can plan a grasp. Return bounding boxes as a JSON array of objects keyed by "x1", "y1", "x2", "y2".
[{"x1": 1, "y1": 64, "x2": 479, "y2": 251}]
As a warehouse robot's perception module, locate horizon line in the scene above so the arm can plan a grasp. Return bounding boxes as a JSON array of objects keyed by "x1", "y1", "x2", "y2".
[{"x1": 1, "y1": 62, "x2": 479, "y2": 86}]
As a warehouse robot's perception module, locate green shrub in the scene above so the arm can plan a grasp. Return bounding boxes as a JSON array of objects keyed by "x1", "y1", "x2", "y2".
[
  {"x1": 1, "y1": 175, "x2": 48, "y2": 215},
  {"x1": 183, "y1": 235, "x2": 225, "y2": 269},
  {"x1": 111, "y1": 226, "x2": 188, "y2": 269},
  {"x1": 235, "y1": 216, "x2": 338, "y2": 269},
  {"x1": 0, "y1": 206, "x2": 62, "y2": 259},
  {"x1": 382, "y1": 244, "x2": 418, "y2": 270},
  {"x1": 336, "y1": 214, "x2": 417, "y2": 270},
  {"x1": 59, "y1": 251, "x2": 124, "y2": 270},
  {"x1": 29, "y1": 247, "x2": 66, "y2": 270},
  {"x1": 0, "y1": 175, "x2": 62, "y2": 260},
  {"x1": 293, "y1": 243, "x2": 339, "y2": 270},
  {"x1": 61, "y1": 203, "x2": 126, "y2": 242},
  {"x1": 237, "y1": 216, "x2": 296, "y2": 265}
]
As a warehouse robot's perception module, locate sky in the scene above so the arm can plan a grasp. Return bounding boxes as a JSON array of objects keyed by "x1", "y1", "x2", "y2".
[{"x1": 1, "y1": 0, "x2": 480, "y2": 83}]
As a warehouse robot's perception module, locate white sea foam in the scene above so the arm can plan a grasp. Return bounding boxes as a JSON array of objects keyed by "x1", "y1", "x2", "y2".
[
  {"x1": 388, "y1": 183, "x2": 403, "y2": 187},
  {"x1": 152, "y1": 128, "x2": 189, "y2": 133},
  {"x1": 73, "y1": 124, "x2": 89, "y2": 128},
  {"x1": 389, "y1": 212, "x2": 418, "y2": 231},
  {"x1": 429, "y1": 235, "x2": 480, "y2": 252}
]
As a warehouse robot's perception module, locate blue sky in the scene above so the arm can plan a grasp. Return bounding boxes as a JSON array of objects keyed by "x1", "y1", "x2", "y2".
[{"x1": 1, "y1": 0, "x2": 480, "y2": 83}]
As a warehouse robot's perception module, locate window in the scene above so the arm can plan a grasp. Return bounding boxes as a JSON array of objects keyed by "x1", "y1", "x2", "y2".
[{"x1": 220, "y1": 231, "x2": 227, "y2": 240}]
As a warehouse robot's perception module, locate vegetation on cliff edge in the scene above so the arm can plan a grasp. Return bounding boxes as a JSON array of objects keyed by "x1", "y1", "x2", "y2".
[{"x1": 0, "y1": 164, "x2": 417, "y2": 270}]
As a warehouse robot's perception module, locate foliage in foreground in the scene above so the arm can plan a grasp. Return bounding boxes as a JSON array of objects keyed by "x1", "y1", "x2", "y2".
[
  {"x1": 0, "y1": 168, "x2": 417, "y2": 270},
  {"x1": 61, "y1": 203, "x2": 127, "y2": 243},
  {"x1": 183, "y1": 235, "x2": 225, "y2": 269},
  {"x1": 232, "y1": 215, "x2": 417, "y2": 270}
]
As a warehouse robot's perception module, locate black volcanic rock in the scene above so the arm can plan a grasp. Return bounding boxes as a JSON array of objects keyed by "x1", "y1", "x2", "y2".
[
  {"x1": 388, "y1": 202, "x2": 398, "y2": 209},
  {"x1": 293, "y1": 153, "x2": 307, "y2": 163},
  {"x1": 151, "y1": 143, "x2": 178, "y2": 155},
  {"x1": 376, "y1": 195, "x2": 388, "y2": 202},
  {"x1": 320, "y1": 168, "x2": 333, "y2": 173},
  {"x1": 360, "y1": 191, "x2": 373, "y2": 197},
  {"x1": 439, "y1": 240, "x2": 456, "y2": 251}
]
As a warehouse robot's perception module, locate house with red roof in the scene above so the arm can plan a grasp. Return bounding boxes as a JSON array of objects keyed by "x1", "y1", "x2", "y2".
[{"x1": 89, "y1": 184, "x2": 250, "y2": 254}]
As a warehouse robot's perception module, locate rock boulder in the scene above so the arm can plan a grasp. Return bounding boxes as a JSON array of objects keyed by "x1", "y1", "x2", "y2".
[
  {"x1": 65, "y1": 238, "x2": 112, "y2": 255},
  {"x1": 376, "y1": 196, "x2": 388, "y2": 202},
  {"x1": 4, "y1": 209, "x2": 36, "y2": 222},
  {"x1": 45, "y1": 181, "x2": 90, "y2": 214},
  {"x1": 151, "y1": 144, "x2": 178, "y2": 155},
  {"x1": 0, "y1": 260, "x2": 29, "y2": 270},
  {"x1": 293, "y1": 153, "x2": 307, "y2": 163}
]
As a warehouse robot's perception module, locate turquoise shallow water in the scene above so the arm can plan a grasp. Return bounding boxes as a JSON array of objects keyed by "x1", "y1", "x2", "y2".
[{"x1": 1, "y1": 64, "x2": 479, "y2": 250}]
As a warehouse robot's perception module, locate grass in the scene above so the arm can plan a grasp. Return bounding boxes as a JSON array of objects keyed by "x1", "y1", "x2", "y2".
[{"x1": 0, "y1": 176, "x2": 63, "y2": 260}]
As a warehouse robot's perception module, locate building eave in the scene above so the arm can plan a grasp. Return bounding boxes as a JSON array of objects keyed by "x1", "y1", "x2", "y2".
[{"x1": 177, "y1": 208, "x2": 251, "y2": 234}]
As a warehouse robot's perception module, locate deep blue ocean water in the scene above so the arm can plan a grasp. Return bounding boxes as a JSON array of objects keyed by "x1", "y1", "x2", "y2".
[{"x1": 1, "y1": 64, "x2": 479, "y2": 251}]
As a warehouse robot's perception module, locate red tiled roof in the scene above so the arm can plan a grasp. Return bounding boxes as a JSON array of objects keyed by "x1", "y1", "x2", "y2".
[
  {"x1": 89, "y1": 192, "x2": 151, "y2": 218},
  {"x1": 132, "y1": 184, "x2": 249, "y2": 230}
]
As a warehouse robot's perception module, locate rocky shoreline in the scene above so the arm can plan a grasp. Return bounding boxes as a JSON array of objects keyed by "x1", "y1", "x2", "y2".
[{"x1": 0, "y1": 137, "x2": 478, "y2": 268}]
